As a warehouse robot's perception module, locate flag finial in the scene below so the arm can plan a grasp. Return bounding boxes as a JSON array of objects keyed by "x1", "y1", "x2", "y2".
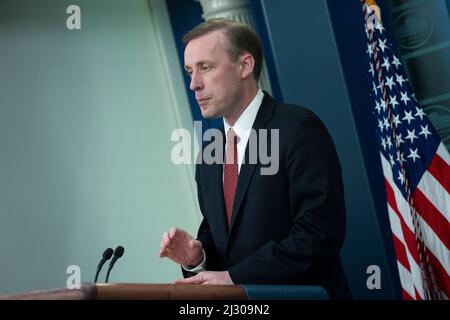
[{"x1": 367, "y1": 0, "x2": 382, "y2": 22}]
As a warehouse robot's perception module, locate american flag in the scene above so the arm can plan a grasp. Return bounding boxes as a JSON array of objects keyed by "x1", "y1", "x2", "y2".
[{"x1": 362, "y1": 2, "x2": 450, "y2": 300}]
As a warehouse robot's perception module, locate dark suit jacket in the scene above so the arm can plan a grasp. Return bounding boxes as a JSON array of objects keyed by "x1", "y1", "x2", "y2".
[{"x1": 185, "y1": 93, "x2": 350, "y2": 299}]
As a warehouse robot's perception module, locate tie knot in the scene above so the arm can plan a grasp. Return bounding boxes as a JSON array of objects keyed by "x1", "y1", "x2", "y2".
[{"x1": 227, "y1": 128, "x2": 240, "y2": 145}]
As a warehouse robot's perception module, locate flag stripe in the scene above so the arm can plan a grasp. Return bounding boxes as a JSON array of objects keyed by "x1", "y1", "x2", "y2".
[
  {"x1": 386, "y1": 175, "x2": 450, "y2": 283},
  {"x1": 414, "y1": 288, "x2": 423, "y2": 301},
  {"x1": 380, "y1": 153, "x2": 414, "y2": 229},
  {"x1": 391, "y1": 232, "x2": 411, "y2": 272},
  {"x1": 426, "y1": 153, "x2": 450, "y2": 195},
  {"x1": 413, "y1": 189, "x2": 450, "y2": 249},
  {"x1": 385, "y1": 183, "x2": 420, "y2": 266},
  {"x1": 417, "y1": 213, "x2": 450, "y2": 277},
  {"x1": 414, "y1": 288, "x2": 425, "y2": 300},
  {"x1": 388, "y1": 205, "x2": 425, "y2": 299},
  {"x1": 381, "y1": 154, "x2": 450, "y2": 278},
  {"x1": 389, "y1": 187, "x2": 450, "y2": 294},
  {"x1": 396, "y1": 260, "x2": 416, "y2": 299},
  {"x1": 437, "y1": 143, "x2": 450, "y2": 166},
  {"x1": 402, "y1": 288, "x2": 414, "y2": 300},
  {"x1": 426, "y1": 247, "x2": 450, "y2": 298},
  {"x1": 417, "y1": 170, "x2": 450, "y2": 224},
  {"x1": 391, "y1": 230, "x2": 426, "y2": 299}
]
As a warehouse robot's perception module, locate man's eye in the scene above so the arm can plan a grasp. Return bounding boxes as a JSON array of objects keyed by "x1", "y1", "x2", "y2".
[
  {"x1": 200, "y1": 65, "x2": 210, "y2": 72},
  {"x1": 186, "y1": 70, "x2": 192, "y2": 77}
]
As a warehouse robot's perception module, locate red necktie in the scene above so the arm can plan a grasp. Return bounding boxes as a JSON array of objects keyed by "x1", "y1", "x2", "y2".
[{"x1": 223, "y1": 128, "x2": 239, "y2": 226}]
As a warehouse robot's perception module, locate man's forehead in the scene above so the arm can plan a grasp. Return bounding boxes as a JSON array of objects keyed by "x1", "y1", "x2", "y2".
[{"x1": 184, "y1": 31, "x2": 226, "y2": 65}]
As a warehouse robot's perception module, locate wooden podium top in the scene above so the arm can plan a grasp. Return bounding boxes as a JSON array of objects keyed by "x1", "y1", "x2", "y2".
[{"x1": 0, "y1": 283, "x2": 247, "y2": 300}]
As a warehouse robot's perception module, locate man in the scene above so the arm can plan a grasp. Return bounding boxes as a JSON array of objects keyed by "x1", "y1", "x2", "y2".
[{"x1": 160, "y1": 19, "x2": 350, "y2": 299}]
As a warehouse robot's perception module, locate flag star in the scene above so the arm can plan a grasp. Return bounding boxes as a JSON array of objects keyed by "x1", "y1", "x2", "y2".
[
  {"x1": 372, "y1": 81, "x2": 378, "y2": 94},
  {"x1": 415, "y1": 107, "x2": 426, "y2": 120},
  {"x1": 367, "y1": 43, "x2": 373, "y2": 57},
  {"x1": 380, "y1": 137, "x2": 387, "y2": 150},
  {"x1": 378, "y1": 39, "x2": 387, "y2": 52},
  {"x1": 397, "y1": 151, "x2": 406, "y2": 164},
  {"x1": 389, "y1": 95, "x2": 399, "y2": 109},
  {"x1": 378, "y1": 119, "x2": 384, "y2": 132},
  {"x1": 405, "y1": 129, "x2": 418, "y2": 143},
  {"x1": 395, "y1": 73, "x2": 406, "y2": 87},
  {"x1": 389, "y1": 154, "x2": 395, "y2": 167},
  {"x1": 419, "y1": 124, "x2": 431, "y2": 139},
  {"x1": 369, "y1": 64, "x2": 375, "y2": 77},
  {"x1": 396, "y1": 133, "x2": 405, "y2": 145},
  {"x1": 381, "y1": 57, "x2": 391, "y2": 72},
  {"x1": 375, "y1": 22, "x2": 385, "y2": 34},
  {"x1": 386, "y1": 136, "x2": 393, "y2": 149},
  {"x1": 383, "y1": 117, "x2": 390, "y2": 131},
  {"x1": 400, "y1": 91, "x2": 411, "y2": 105},
  {"x1": 375, "y1": 100, "x2": 382, "y2": 114},
  {"x1": 397, "y1": 171, "x2": 405, "y2": 185},
  {"x1": 402, "y1": 111, "x2": 415, "y2": 124},
  {"x1": 407, "y1": 148, "x2": 421, "y2": 162},
  {"x1": 380, "y1": 99, "x2": 387, "y2": 112},
  {"x1": 385, "y1": 76, "x2": 395, "y2": 90},
  {"x1": 392, "y1": 113, "x2": 402, "y2": 126},
  {"x1": 412, "y1": 93, "x2": 417, "y2": 101},
  {"x1": 392, "y1": 55, "x2": 402, "y2": 69}
]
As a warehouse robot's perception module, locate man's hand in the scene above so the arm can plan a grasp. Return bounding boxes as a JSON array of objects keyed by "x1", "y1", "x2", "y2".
[
  {"x1": 159, "y1": 227, "x2": 203, "y2": 266},
  {"x1": 173, "y1": 271, "x2": 234, "y2": 285}
]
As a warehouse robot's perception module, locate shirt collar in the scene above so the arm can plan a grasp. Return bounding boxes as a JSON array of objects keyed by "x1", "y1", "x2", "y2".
[{"x1": 223, "y1": 89, "x2": 264, "y2": 140}]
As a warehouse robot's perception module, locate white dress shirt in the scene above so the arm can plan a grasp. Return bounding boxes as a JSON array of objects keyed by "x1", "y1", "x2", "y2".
[{"x1": 223, "y1": 89, "x2": 264, "y2": 173}]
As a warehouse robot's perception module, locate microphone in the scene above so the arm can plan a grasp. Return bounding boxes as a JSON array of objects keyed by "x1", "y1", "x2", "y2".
[
  {"x1": 105, "y1": 245, "x2": 124, "y2": 283},
  {"x1": 94, "y1": 248, "x2": 113, "y2": 283}
]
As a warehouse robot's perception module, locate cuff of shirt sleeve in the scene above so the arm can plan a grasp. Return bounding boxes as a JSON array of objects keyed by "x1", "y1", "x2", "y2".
[{"x1": 181, "y1": 250, "x2": 206, "y2": 273}]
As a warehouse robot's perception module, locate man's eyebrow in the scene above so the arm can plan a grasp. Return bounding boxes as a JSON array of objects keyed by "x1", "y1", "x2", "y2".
[{"x1": 185, "y1": 60, "x2": 213, "y2": 70}]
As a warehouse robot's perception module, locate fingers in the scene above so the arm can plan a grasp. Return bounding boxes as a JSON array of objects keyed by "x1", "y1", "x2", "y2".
[
  {"x1": 159, "y1": 231, "x2": 172, "y2": 258},
  {"x1": 160, "y1": 232, "x2": 169, "y2": 246},
  {"x1": 159, "y1": 245, "x2": 171, "y2": 258},
  {"x1": 159, "y1": 247, "x2": 169, "y2": 258},
  {"x1": 173, "y1": 273, "x2": 205, "y2": 285},
  {"x1": 187, "y1": 240, "x2": 203, "y2": 266},
  {"x1": 169, "y1": 227, "x2": 177, "y2": 240},
  {"x1": 172, "y1": 271, "x2": 233, "y2": 285}
]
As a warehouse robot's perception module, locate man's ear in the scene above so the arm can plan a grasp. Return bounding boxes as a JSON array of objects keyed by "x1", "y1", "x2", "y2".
[{"x1": 239, "y1": 53, "x2": 255, "y2": 79}]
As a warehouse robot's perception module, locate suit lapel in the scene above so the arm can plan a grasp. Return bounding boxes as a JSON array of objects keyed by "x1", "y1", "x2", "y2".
[
  {"x1": 229, "y1": 93, "x2": 276, "y2": 233},
  {"x1": 210, "y1": 128, "x2": 229, "y2": 244}
]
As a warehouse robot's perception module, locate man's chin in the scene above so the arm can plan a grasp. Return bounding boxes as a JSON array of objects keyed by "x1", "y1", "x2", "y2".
[{"x1": 200, "y1": 110, "x2": 222, "y2": 119}]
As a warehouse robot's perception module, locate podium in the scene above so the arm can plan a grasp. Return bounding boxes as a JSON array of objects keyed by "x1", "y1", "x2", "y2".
[{"x1": 0, "y1": 283, "x2": 329, "y2": 300}]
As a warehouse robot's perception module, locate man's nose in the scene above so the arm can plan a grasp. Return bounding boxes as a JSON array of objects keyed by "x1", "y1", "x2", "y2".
[{"x1": 189, "y1": 72, "x2": 203, "y2": 91}]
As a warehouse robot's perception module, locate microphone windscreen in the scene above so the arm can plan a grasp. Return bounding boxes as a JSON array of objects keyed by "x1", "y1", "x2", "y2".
[
  {"x1": 114, "y1": 246, "x2": 124, "y2": 258},
  {"x1": 103, "y1": 248, "x2": 114, "y2": 260}
]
